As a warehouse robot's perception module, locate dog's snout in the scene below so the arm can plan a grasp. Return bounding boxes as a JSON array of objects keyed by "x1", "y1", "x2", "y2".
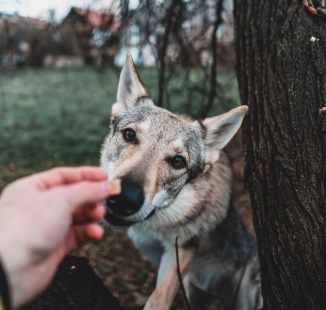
[{"x1": 106, "y1": 178, "x2": 145, "y2": 216}]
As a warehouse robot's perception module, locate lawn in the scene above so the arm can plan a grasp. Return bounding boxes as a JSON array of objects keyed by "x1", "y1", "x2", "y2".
[
  {"x1": 0, "y1": 66, "x2": 118, "y2": 187},
  {"x1": 0, "y1": 65, "x2": 239, "y2": 189}
]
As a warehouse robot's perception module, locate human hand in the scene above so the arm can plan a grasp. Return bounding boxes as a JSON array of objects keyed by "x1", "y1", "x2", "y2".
[{"x1": 0, "y1": 166, "x2": 110, "y2": 308}]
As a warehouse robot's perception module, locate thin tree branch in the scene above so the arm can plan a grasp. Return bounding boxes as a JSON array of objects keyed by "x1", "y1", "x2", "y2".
[
  {"x1": 200, "y1": 0, "x2": 225, "y2": 118},
  {"x1": 175, "y1": 236, "x2": 191, "y2": 310}
]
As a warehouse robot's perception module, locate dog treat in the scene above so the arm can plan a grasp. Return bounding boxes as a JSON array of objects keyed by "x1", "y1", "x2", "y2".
[{"x1": 108, "y1": 179, "x2": 122, "y2": 196}]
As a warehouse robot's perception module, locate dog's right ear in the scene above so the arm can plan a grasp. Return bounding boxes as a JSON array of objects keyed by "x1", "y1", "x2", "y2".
[{"x1": 112, "y1": 54, "x2": 150, "y2": 116}]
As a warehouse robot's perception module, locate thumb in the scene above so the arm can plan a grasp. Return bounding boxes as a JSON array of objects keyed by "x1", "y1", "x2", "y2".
[{"x1": 51, "y1": 181, "x2": 110, "y2": 212}]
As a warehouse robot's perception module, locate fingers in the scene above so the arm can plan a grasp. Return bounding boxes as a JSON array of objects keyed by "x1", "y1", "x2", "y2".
[
  {"x1": 28, "y1": 166, "x2": 108, "y2": 190},
  {"x1": 75, "y1": 223, "x2": 104, "y2": 243},
  {"x1": 65, "y1": 223, "x2": 104, "y2": 251},
  {"x1": 50, "y1": 180, "x2": 110, "y2": 212},
  {"x1": 73, "y1": 204, "x2": 106, "y2": 225}
]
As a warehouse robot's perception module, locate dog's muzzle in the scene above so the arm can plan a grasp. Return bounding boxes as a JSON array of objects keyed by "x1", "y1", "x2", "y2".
[{"x1": 105, "y1": 178, "x2": 145, "y2": 217}]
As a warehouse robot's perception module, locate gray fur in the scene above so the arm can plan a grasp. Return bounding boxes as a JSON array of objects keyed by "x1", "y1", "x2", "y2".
[{"x1": 100, "y1": 55, "x2": 262, "y2": 310}]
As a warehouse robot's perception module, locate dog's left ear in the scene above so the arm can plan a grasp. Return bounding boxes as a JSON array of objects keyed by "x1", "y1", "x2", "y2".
[
  {"x1": 112, "y1": 54, "x2": 150, "y2": 116},
  {"x1": 202, "y1": 106, "x2": 248, "y2": 163}
]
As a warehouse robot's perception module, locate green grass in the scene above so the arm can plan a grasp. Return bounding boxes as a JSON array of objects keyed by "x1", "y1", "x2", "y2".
[{"x1": 0, "y1": 66, "x2": 239, "y2": 188}]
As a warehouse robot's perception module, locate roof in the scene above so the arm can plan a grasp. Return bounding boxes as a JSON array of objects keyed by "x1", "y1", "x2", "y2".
[
  {"x1": 0, "y1": 14, "x2": 50, "y2": 28},
  {"x1": 64, "y1": 7, "x2": 120, "y2": 31}
]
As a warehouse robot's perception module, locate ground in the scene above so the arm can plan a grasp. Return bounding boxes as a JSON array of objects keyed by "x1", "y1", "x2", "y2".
[
  {"x1": 20, "y1": 130, "x2": 252, "y2": 310},
  {"x1": 20, "y1": 255, "x2": 124, "y2": 310}
]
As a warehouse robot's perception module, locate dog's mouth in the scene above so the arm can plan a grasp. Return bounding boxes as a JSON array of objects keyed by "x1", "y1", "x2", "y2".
[{"x1": 104, "y1": 208, "x2": 156, "y2": 227}]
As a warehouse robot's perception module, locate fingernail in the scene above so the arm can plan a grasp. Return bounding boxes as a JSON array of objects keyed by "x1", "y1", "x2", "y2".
[
  {"x1": 99, "y1": 181, "x2": 110, "y2": 196},
  {"x1": 95, "y1": 225, "x2": 105, "y2": 240}
]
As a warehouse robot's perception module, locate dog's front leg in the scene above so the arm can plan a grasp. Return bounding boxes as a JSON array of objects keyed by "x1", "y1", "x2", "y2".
[{"x1": 144, "y1": 246, "x2": 195, "y2": 310}]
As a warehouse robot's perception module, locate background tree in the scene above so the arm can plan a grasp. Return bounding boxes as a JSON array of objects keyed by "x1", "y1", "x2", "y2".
[
  {"x1": 234, "y1": 1, "x2": 326, "y2": 308},
  {"x1": 120, "y1": 0, "x2": 236, "y2": 118}
]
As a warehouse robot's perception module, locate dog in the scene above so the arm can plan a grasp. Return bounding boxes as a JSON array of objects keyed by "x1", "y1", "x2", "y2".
[{"x1": 100, "y1": 54, "x2": 262, "y2": 310}]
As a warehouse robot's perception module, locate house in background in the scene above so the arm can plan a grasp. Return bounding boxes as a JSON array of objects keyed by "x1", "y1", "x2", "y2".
[
  {"x1": 0, "y1": 8, "x2": 121, "y2": 67},
  {"x1": 57, "y1": 7, "x2": 120, "y2": 65},
  {"x1": 0, "y1": 13, "x2": 52, "y2": 66}
]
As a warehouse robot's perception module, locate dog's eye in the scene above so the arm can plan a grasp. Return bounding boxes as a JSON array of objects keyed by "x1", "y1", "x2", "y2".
[
  {"x1": 170, "y1": 156, "x2": 186, "y2": 169},
  {"x1": 123, "y1": 129, "x2": 136, "y2": 142}
]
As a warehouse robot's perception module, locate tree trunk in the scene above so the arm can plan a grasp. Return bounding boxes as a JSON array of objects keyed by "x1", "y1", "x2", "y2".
[{"x1": 234, "y1": 1, "x2": 326, "y2": 309}]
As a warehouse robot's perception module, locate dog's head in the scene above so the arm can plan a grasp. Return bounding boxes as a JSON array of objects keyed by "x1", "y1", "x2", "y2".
[{"x1": 101, "y1": 54, "x2": 247, "y2": 227}]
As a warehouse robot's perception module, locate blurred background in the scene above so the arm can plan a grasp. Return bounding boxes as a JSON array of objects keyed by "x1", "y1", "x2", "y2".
[
  {"x1": 0, "y1": 1, "x2": 245, "y2": 309},
  {"x1": 0, "y1": 0, "x2": 239, "y2": 185}
]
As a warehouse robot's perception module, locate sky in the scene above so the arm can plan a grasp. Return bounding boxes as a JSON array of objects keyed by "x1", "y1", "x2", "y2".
[{"x1": 0, "y1": 0, "x2": 138, "y2": 22}]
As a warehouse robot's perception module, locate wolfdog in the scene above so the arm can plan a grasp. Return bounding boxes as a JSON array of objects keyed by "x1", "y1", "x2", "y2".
[{"x1": 100, "y1": 55, "x2": 262, "y2": 310}]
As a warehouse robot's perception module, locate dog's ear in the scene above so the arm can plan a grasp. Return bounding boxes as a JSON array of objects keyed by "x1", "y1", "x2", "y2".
[
  {"x1": 112, "y1": 54, "x2": 150, "y2": 116},
  {"x1": 202, "y1": 106, "x2": 248, "y2": 163}
]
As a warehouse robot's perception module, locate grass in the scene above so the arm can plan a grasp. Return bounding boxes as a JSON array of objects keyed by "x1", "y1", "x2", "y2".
[{"x1": 0, "y1": 65, "x2": 239, "y2": 188}]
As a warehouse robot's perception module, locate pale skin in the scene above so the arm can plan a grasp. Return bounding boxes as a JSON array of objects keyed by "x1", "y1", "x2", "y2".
[{"x1": 0, "y1": 166, "x2": 111, "y2": 308}]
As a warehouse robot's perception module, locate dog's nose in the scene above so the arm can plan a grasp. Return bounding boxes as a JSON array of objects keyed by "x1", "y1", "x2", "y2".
[{"x1": 105, "y1": 178, "x2": 145, "y2": 216}]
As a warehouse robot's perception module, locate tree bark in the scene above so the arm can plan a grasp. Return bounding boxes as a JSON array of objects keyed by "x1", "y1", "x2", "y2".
[{"x1": 234, "y1": 1, "x2": 326, "y2": 309}]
